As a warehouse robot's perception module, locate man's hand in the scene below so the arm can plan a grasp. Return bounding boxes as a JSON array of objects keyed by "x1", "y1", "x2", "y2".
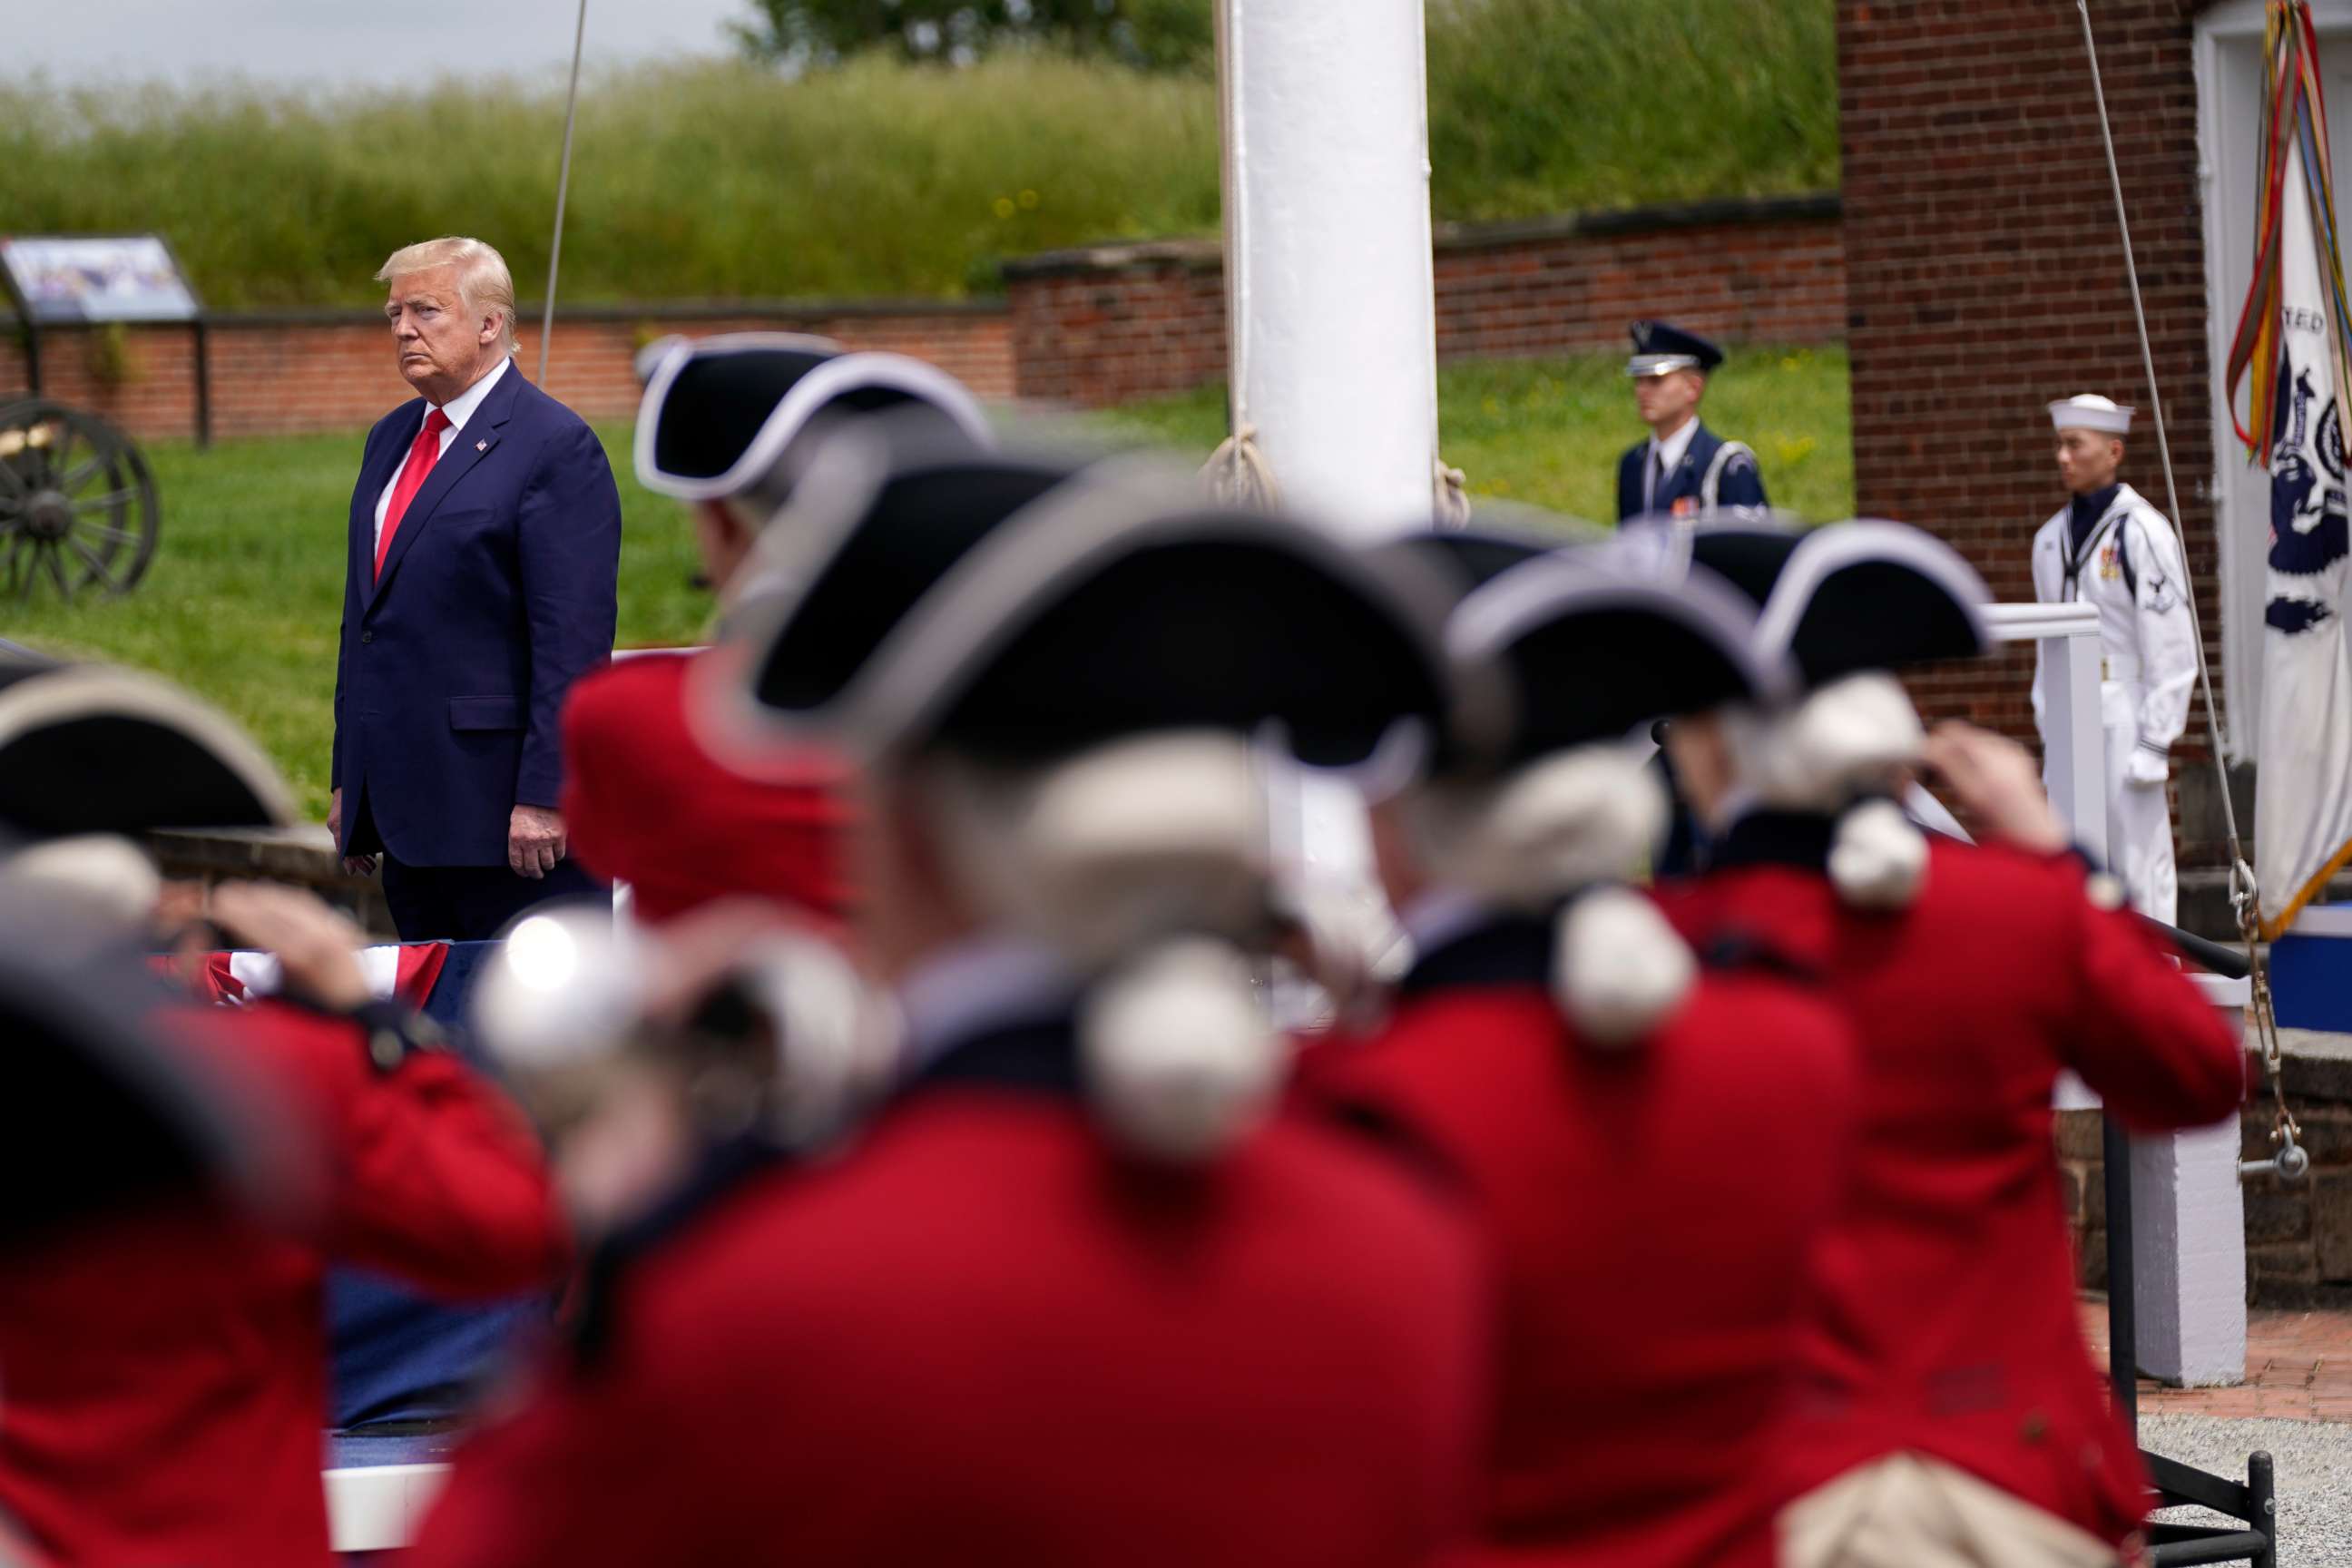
[
  {"x1": 208, "y1": 880, "x2": 372, "y2": 1012},
  {"x1": 1920, "y1": 721, "x2": 2069, "y2": 857},
  {"x1": 329, "y1": 788, "x2": 377, "y2": 877},
  {"x1": 511, "y1": 805, "x2": 567, "y2": 880}
]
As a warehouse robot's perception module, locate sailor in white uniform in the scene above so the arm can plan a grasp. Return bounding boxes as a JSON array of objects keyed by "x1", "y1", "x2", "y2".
[{"x1": 2029, "y1": 393, "x2": 2199, "y2": 924}]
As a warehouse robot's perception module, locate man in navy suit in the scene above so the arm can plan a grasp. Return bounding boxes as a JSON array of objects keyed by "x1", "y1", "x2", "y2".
[
  {"x1": 1613, "y1": 319, "x2": 1769, "y2": 524},
  {"x1": 330, "y1": 236, "x2": 621, "y2": 941}
]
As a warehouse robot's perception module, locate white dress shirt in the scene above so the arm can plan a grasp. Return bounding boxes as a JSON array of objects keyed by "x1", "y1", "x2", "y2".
[
  {"x1": 372, "y1": 355, "x2": 513, "y2": 555},
  {"x1": 1642, "y1": 415, "x2": 1700, "y2": 513}
]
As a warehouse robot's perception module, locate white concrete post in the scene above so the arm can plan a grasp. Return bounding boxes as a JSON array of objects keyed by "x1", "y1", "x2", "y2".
[
  {"x1": 1985, "y1": 604, "x2": 2245, "y2": 1387},
  {"x1": 1219, "y1": 0, "x2": 1443, "y2": 537},
  {"x1": 2128, "y1": 972, "x2": 2252, "y2": 1387},
  {"x1": 2043, "y1": 630, "x2": 2109, "y2": 855}
]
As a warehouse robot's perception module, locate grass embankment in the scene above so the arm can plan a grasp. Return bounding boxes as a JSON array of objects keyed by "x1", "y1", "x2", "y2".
[
  {"x1": 0, "y1": 0, "x2": 1836, "y2": 309},
  {"x1": 0, "y1": 349, "x2": 1849, "y2": 819}
]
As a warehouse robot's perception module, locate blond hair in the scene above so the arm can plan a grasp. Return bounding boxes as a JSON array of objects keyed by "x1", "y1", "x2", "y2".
[{"x1": 376, "y1": 236, "x2": 518, "y2": 357}]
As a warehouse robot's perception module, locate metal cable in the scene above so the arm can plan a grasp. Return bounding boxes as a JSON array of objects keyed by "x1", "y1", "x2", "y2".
[{"x1": 537, "y1": 0, "x2": 591, "y2": 388}]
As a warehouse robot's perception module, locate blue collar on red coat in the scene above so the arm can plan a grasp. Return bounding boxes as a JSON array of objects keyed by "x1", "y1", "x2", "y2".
[
  {"x1": 1707, "y1": 808, "x2": 1838, "y2": 873},
  {"x1": 1396, "y1": 913, "x2": 1553, "y2": 997},
  {"x1": 906, "y1": 1014, "x2": 1086, "y2": 1099},
  {"x1": 570, "y1": 1014, "x2": 1095, "y2": 1368}
]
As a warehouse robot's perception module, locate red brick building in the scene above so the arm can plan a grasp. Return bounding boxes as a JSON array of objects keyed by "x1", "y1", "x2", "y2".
[{"x1": 1838, "y1": 0, "x2": 2309, "y2": 787}]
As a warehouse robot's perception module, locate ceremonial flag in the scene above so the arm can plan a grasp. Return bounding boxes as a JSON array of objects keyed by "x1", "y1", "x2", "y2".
[
  {"x1": 2224, "y1": 1, "x2": 2352, "y2": 939},
  {"x1": 196, "y1": 942, "x2": 449, "y2": 1010}
]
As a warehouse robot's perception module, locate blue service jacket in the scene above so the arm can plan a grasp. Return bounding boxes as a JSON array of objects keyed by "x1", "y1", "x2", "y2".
[
  {"x1": 1614, "y1": 422, "x2": 1768, "y2": 523},
  {"x1": 333, "y1": 367, "x2": 621, "y2": 866}
]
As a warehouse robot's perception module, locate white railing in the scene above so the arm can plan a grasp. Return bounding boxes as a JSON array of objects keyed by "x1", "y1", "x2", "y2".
[{"x1": 1989, "y1": 601, "x2": 2247, "y2": 1387}]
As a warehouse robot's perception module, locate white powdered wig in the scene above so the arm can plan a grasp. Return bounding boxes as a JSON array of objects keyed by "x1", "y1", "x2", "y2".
[
  {"x1": 1553, "y1": 886, "x2": 1696, "y2": 1045},
  {"x1": 1828, "y1": 796, "x2": 1930, "y2": 910},
  {"x1": 0, "y1": 834, "x2": 162, "y2": 932},
  {"x1": 1728, "y1": 673, "x2": 1933, "y2": 910},
  {"x1": 376, "y1": 236, "x2": 519, "y2": 356},
  {"x1": 1407, "y1": 740, "x2": 1665, "y2": 913},
  {"x1": 1080, "y1": 936, "x2": 1289, "y2": 1162},
  {"x1": 925, "y1": 730, "x2": 1270, "y2": 972},
  {"x1": 1725, "y1": 671, "x2": 1924, "y2": 812},
  {"x1": 921, "y1": 732, "x2": 1290, "y2": 1163}
]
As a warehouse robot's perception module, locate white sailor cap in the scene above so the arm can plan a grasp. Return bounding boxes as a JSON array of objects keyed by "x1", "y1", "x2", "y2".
[{"x1": 2049, "y1": 394, "x2": 2133, "y2": 436}]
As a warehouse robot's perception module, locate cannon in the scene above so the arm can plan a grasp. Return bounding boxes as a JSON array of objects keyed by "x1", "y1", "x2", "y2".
[
  {"x1": 0, "y1": 397, "x2": 161, "y2": 604},
  {"x1": 1, "y1": 233, "x2": 198, "y2": 606}
]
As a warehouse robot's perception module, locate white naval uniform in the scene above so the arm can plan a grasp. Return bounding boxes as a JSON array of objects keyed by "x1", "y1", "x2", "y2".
[{"x1": 2029, "y1": 483, "x2": 2198, "y2": 924}]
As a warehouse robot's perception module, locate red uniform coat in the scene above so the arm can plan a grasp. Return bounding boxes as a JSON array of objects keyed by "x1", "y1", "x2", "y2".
[
  {"x1": 410, "y1": 1014, "x2": 1490, "y2": 1568},
  {"x1": 561, "y1": 652, "x2": 853, "y2": 928},
  {"x1": 1657, "y1": 814, "x2": 2247, "y2": 1549},
  {"x1": 0, "y1": 1003, "x2": 565, "y2": 1568},
  {"x1": 1304, "y1": 912, "x2": 1858, "y2": 1568}
]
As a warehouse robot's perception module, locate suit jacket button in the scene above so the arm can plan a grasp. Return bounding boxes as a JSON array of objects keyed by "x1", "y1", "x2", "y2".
[{"x1": 360, "y1": 631, "x2": 374, "y2": 643}]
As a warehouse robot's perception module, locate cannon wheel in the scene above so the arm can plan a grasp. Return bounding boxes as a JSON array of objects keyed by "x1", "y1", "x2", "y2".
[{"x1": 0, "y1": 400, "x2": 161, "y2": 604}]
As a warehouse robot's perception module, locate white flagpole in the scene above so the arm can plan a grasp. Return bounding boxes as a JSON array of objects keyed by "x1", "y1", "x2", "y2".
[{"x1": 538, "y1": 0, "x2": 591, "y2": 387}]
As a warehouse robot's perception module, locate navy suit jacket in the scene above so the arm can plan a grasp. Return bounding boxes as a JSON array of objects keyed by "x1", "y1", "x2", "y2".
[
  {"x1": 1614, "y1": 421, "x2": 1768, "y2": 523},
  {"x1": 333, "y1": 364, "x2": 621, "y2": 866}
]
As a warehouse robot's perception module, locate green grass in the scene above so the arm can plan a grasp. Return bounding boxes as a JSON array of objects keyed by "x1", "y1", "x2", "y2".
[
  {"x1": 0, "y1": 0, "x2": 1836, "y2": 309},
  {"x1": 0, "y1": 348, "x2": 1849, "y2": 821},
  {"x1": 0, "y1": 424, "x2": 704, "y2": 819},
  {"x1": 1096, "y1": 346, "x2": 1855, "y2": 525},
  {"x1": 1426, "y1": 0, "x2": 1839, "y2": 220}
]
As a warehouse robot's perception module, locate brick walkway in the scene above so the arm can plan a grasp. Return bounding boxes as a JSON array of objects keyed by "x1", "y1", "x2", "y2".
[{"x1": 2080, "y1": 1301, "x2": 2352, "y2": 1422}]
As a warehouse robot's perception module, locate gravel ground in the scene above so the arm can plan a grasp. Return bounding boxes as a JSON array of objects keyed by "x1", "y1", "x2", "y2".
[{"x1": 2141, "y1": 1413, "x2": 2352, "y2": 1565}]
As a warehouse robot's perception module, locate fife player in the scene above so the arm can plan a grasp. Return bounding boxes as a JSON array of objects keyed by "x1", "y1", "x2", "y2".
[
  {"x1": 1651, "y1": 521, "x2": 2243, "y2": 1567},
  {"x1": 562, "y1": 333, "x2": 993, "y2": 929},
  {"x1": 1308, "y1": 531, "x2": 1857, "y2": 1567},
  {"x1": 410, "y1": 453, "x2": 1493, "y2": 1568}
]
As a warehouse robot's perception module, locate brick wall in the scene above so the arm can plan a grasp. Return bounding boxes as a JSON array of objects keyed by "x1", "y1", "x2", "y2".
[
  {"x1": 1838, "y1": 0, "x2": 2222, "y2": 752},
  {"x1": 1005, "y1": 194, "x2": 1848, "y2": 407},
  {"x1": 0, "y1": 301, "x2": 1015, "y2": 444},
  {"x1": 4, "y1": 197, "x2": 1844, "y2": 439},
  {"x1": 2059, "y1": 1044, "x2": 2352, "y2": 1308}
]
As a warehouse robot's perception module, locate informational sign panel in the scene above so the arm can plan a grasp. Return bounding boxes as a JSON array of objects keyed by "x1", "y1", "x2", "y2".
[{"x1": 0, "y1": 234, "x2": 201, "y2": 323}]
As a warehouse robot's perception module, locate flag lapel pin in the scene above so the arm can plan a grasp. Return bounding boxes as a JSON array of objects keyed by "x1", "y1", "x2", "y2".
[{"x1": 475, "y1": 439, "x2": 488, "y2": 452}]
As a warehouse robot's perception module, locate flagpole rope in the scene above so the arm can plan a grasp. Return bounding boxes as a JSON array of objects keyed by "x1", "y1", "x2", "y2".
[
  {"x1": 2075, "y1": 0, "x2": 2302, "y2": 1178},
  {"x1": 538, "y1": 0, "x2": 592, "y2": 389},
  {"x1": 2074, "y1": 0, "x2": 2241, "y2": 870}
]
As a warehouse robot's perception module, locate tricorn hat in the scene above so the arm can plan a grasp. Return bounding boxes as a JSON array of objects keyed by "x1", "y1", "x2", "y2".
[
  {"x1": 0, "y1": 658, "x2": 295, "y2": 841},
  {"x1": 719, "y1": 442, "x2": 1482, "y2": 775},
  {"x1": 1678, "y1": 521, "x2": 1992, "y2": 690},
  {"x1": 632, "y1": 332, "x2": 994, "y2": 505}
]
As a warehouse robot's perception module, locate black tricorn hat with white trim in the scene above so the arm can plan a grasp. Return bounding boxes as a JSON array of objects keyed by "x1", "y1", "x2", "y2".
[
  {"x1": 724, "y1": 446, "x2": 1483, "y2": 772},
  {"x1": 1446, "y1": 550, "x2": 1786, "y2": 768},
  {"x1": 1681, "y1": 521, "x2": 1992, "y2": 689},
  {"x1": 633, "y1": 331, "x2": 994, "y2": 505},
  {"x1": 0, "y1": 658, "x2": 295, "y2": 840},
  {"x1": 1385, "y1": 526, "x2": 1553, "y2": 596}
]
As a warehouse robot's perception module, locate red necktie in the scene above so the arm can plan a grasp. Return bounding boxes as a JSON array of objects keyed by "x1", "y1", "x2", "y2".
[{"x1": 376, "y1": 407, "x2": 452, "y2": 579}]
